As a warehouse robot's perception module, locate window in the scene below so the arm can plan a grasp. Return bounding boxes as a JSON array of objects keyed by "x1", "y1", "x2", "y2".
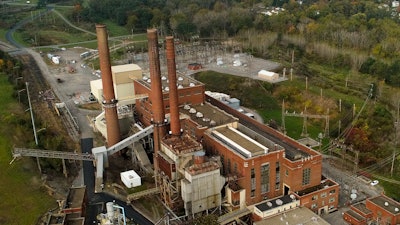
[
  {"x1": 275, "y1": 162, "x2": 280, "y2": 190},
  {"x1": 221, "y1": 155, "x2": 225, "y2": 174},
  {"x1": 329, "y1": 189, "x2": 336, "y2": 195},
  {"x1": 321, "y1": 192, "x2": 327, "y2": 198},
  {"x1": 312, "y1": 195, "x2": 318, "y2": 201},
  {"x1": 285, "y1": 169, "x2": 288, "y2": 176},
  {"x1": 227, "y1": 159, "x2": 231, "y2": 174},
  {"x1": 251, "y1": 168, "x2": 256, "y2": 197},
  {"x1": 261, "y1": 164, "x2": 270, "y2": 193},
  {"x1": 234, "y1": 163, "x2": 237, "y2": 174},
  {"x1": 311, "y1": 203, "x2": 317, "y2": 209},
  {"x1": 329, "y1": 198, "x2": 335, "y2": 203},
  {"x1": 302, "y1": 168, "x2": 311, "y2": 186}
]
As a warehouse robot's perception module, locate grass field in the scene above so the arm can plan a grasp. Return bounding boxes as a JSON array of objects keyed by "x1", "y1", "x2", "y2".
[{"x1": 0, "y1": 74, "x2": 55, "y2": 225}]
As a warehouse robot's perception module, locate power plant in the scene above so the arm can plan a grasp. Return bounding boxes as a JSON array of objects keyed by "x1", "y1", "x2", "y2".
[
  {"x1": 12, "y1": 24, "x2": 342, "y2": 225},
  {"x1": 87, "y1": 26, "x2": 340, "y2": 224}
]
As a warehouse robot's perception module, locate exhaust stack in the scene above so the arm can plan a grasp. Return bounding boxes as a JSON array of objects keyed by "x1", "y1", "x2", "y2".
[
  {"x1": 166, "y1": 36, "x2": 181, "y2": 136},
  {"x1": 147, "y1": 29, "x2": 166, "y2": 159},
  {"x1": 96, "y1": 24, "x2": 121, "y2": 147}
]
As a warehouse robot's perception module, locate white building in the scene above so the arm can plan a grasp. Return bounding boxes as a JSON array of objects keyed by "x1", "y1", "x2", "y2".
[
  {"x1": 120, "y1": 170, "x2": 141, "y2": 188},
  {"x1": 258, "y1": 70, "x2": 279, "y2": 82}
]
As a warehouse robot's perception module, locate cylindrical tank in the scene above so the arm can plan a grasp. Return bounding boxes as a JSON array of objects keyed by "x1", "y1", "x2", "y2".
[
  {"x1": 193, "y1": 151, "x2": 205, "y2": 165},
  {"x1": 106, "y1": 202, "x2": 114, "y2": 220}
]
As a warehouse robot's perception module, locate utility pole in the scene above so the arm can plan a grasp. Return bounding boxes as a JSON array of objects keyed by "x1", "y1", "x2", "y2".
[
  {"x1": 26, "y1": 82, "x2": 41, "y2": 173},
  {"x1": 306, "y1": 76, "x2": 308, "y2": 91},
  {"x1": 26, "y1": 82, "x2": 38, "y2": 145},
  {"x1": 391, "y1": 100, "x2": 399, "y2": 177}
]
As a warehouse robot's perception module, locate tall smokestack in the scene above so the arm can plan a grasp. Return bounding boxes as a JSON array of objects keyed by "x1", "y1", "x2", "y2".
[
  {"x1": 96, "y1": 24, "x2": 121, "y2": 147},
  {"x1": 166, "y1": 36, "x2": 181, "y2": 136},
  {"x1": 147, "y1": 29, "x2": 166, "y2": 159}
]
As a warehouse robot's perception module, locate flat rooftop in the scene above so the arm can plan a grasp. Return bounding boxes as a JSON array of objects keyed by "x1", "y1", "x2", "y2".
[
  {"x1": 352, "y1": 202, "x2": 371, "y2": 215},
  {"x1": 47, "y1": 214, "x2": 65, "y2": 225},
  {"x1": 140, "y1": 72, "x2": 203, "y2": 91},
  {"x1": 205, "y1": 94, "x2": 314, "y2": 162},
  {"x1": 254, "y1": 207, "x2": 330, "y2": 225},
  {"x1": 345, "y1": 210, "x2": 366, "y2": 221},
  {"x1": 65, "y1": 186, "x2": 86, "y2": 209},
  {"x1": 112, "y1": 63, "x2": 141, "y2": 73},
  {"x1": 297, "y1": 179, "x2": 338, "y2": 196},
  {"x1": 181, "y1": 102, "x2": 237, "y2": 128},
  {"x1": 186, "y1": 161, "x2": 220, "y2": 176},
  {"x1": 212, "y1": 126, "x2": 268, "y2": 158},
  {"x1": 368, "y1": 195, "x2": 400, "y2": 215},
  {"x1": 255, "y1": 195, "x2": 297, "y2": 212},
  {"x1": 162, "y1": 134, "x2": 203, "y2": 154}
]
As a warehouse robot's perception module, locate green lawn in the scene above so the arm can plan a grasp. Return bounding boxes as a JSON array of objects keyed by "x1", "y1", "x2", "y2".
[{"x1": 0, "y1": 74, "x2": 55, "y2": 225}]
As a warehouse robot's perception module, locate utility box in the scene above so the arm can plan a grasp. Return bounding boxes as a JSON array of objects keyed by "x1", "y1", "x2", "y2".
[{"x1": 120, "y1": 170, "x2": 141, "y2": 188}]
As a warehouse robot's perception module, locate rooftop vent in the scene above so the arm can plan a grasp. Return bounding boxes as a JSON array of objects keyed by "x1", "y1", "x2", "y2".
[
  {"x1": 196, "y1": 112, "x2": 203, "y2": 118},
  {"x1": 189, "y1": 108, "x2": 196, "y2": 114},
  {"x1": 164, "y1": 87, "x2": 169, "y2": 91},
  {"x1": 267, "y1": 202, "x2": 272, "y2": 207},
  {"x1": 395, "y1": 208, "x2": 399, "y2": 212},
  {"x1": 178, "y1": 84, "x2": 183, "y2": 89},
  {"x1": 189, "y1": 82, "x2": 195, "y2": 87},
  {"x1": 178, "y1": 76, "x2": 183, "y2": 81},
  {"x1": 210, "y1": 120, "x2": 216, "y2": 126},
  {"x1": 276, "y1": 199, "x2": 283, "y2": 205},
  {"x1": 184, "y1": 105, "x2": 191, "y2": 110},
  {"x1": 147, "y1": 78, "x2": 151, "y2": 83},
  {"x1": 202, "y1": 117, "x2": 210, "y2": 122},
  {"x1": 385, "y1": 202, "x2": 389, "y2": 206},
  {"x1": 161, "y1": 76, "x2": 167, "y2": 80}
]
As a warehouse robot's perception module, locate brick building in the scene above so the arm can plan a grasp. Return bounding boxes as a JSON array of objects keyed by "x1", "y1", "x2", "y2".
[
  {"x1": 132, "y1": 30, "x2": 339, "y2": 219},
  {"x1": 344, "y1": 195, "x2": 400, "y2": 225}
]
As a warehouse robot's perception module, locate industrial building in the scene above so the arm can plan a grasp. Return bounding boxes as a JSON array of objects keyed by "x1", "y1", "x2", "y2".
[
  {"x1": 344, "y1": 194, "x2": 400, "y2": 225},
  {"x1": 91, "y1": 26, "x2": 340, "y2": 223},
  {"x1": 46, "y1": 186, "x2": 86, "y2": 225}
]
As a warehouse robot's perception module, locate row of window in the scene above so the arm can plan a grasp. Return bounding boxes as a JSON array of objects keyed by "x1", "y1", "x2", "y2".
[{"x1": 311, "y1": 198, "x2": 335, "y2": 209}]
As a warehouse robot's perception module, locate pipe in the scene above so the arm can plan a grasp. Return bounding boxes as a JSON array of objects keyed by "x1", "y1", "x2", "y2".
[
  {"x1": 96, "y1": 24, "x2": 121, "y2": 147},
  {"x1": 166, "y1": 36, "x2": 181, "y2": 136}
]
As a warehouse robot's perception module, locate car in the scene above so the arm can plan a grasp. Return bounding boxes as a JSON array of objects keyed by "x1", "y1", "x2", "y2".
[{"x1": 370, "y1": 180, "x2": 379, "y2": 186}]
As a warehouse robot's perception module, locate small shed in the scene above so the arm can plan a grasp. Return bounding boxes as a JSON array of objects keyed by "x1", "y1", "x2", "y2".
[
  {"x1": 120, "y1": 170, "x2": 141, "y2": 188},
  {"x1": 188, "y1": 63, "x2": 202, "y2": 70},
  {"x1": 258, "y1": 70, "x2": 278, "y2": 81}
]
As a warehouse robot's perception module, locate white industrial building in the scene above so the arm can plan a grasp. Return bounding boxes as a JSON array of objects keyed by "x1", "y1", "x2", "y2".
[
  {"x1": 258, "y1": 70, "x2": 279, "y2": 82},
  {"x1": 90, "y1": 64, "x2": 143, "y2": 105},
  {"x1": 120, "y1": 170, "x2": 142, "y2": 188},
  {"x1": 181, "y1": 152, "x2": 225, "y2": 215}
]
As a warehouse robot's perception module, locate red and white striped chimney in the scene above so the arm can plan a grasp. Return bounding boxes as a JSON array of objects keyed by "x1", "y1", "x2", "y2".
[
  {"x1": 96, "y1": 24, "x2": 121, "y2": 147},
  {"x1": 166, "y1": 36, "x2": 181, "y2": 136}
]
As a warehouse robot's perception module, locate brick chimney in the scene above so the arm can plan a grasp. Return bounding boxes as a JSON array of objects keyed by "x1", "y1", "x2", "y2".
[
  {"x1": 166, "y1": 36, "x2": 181, "y2": 136},
  {"x1": 147, "y1": 29, "x2": 166, "y2": 161},
  {"x1": 96, "y1": 24, "x2": 121, "y2": 147}
]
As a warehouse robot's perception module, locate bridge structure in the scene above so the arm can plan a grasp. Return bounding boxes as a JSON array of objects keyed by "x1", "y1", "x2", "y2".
[{"x1": 11, "y1": 124, "x2": 154, "y2": 192}]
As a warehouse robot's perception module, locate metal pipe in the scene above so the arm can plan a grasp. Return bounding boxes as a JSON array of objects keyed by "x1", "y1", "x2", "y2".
[{"x1": 96, "y1": 24, "x2": 121, "y2": 147}]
